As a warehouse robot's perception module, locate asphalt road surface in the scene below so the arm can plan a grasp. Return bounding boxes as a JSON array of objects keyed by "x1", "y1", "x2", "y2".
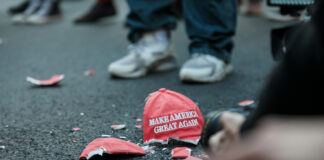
[{"x1": 0, "y1": 0, "x2": 287, "y2": 159}]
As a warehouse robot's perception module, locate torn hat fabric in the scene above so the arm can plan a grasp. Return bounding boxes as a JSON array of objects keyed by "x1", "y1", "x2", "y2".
[
  {"x1": 79, "y1": 138, "x2": 146, "y2": 160},
  {"x1": 143, "y1": 88, "x2": 204, "y2": 145}
]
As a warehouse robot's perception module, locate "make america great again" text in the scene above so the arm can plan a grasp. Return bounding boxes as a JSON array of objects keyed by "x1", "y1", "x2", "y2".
[{"x1": 148, "y1": 111, "x2": 199, "y2": 133}]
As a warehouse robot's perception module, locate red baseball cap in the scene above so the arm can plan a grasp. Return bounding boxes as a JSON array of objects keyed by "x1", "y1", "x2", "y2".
[{"x1": 143, "y1": 88, "x2": 204, "y2": 145}]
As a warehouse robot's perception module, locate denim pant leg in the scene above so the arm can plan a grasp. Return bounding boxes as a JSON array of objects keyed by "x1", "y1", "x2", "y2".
[
  {"x1": 182, "y1": 0, "x2": 237, "y2": 62},
  {"x1": 126, "y1": 0, "x2": 177, "y2": 43}
]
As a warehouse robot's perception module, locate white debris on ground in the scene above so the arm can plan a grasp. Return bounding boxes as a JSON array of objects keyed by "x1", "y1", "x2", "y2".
[
  {"x1": 141, "y1": 145, "x2": 155, "y2": 153},
  {"x1": 111, "y1": 124, "x2": 126, "y2": 130},
  {"x1": 101, "y1": 135, "x2": 112, "y2": 137}
]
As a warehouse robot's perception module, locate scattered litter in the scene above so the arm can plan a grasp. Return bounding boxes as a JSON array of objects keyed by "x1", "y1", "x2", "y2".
[
  {"x1": 80, "y1": 112, "x2": 84, "y2": 116},
  {"x1": 0, "y1": 146, "x2": 5, "y2": 149},
  {"x1": 73, "y1": 140, "x2": 77, "y2": 143},
  {"x1": 143, "y1": 88, "x2": 204, "y2": 145},
  {"x1": 149, "y1": 149, "x2": 155, "y2": 154},
  {"x1": 136, "y1": 118, "x2": 142, "y2": 122},
  {"x1": 26, "y1": 74, "x2": 64, "y2": 86},
  {"x1": 101, "y1": 135, "x2": 112, "y2": 137},
  {"x1": 162, "y1": 147, "x2": 170, "y2": 154},
  {"x1": 111, "y1": 124, "x2": 126, "y2": 130},
  {"x1": 199, "y1": 154, "x2": 209, "y2": 159},
  {"x1": 171, "y1": 147, "x2": 191, "y2": 159},
  {"x1": 84, "y1": 70, "x2": 96, "y2": 76},
  {"x1": 185, "y1": 156, "x2": 202, "y2": 160},
  {"x1": 72, "y1": 128, "x2": 81, "y2": 131},
  {"x1": 135, "y1": 125, "x2": 142, "y2": 129},
  {"x1": 119, "y1": 136, "x2": 127, "y2": 139},
  {"x1": 238, "y1": 100, "x2": 254, "y2": 107},
  {"x1": 79, "y1": 138, "x2": 146, "y2": 160},
  {"x1": 141, "y1": 145, "x2": 155, "y2": 152}
]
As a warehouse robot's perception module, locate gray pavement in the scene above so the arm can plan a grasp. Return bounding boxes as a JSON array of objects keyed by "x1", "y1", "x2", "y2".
[{"x1": 0, "y1": 0, "x2": 285, "y2": 159}]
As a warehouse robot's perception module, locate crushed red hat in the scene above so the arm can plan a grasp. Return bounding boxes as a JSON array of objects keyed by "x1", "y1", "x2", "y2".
[
  {"x1": 143, "y1": 88, "x2": 204, "y2": 145},
  {"x1": 79, "y1": 138, "x2": 146, "y2": 160}
]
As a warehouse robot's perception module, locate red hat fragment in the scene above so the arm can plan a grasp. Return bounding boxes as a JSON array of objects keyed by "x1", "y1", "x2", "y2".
[
  {"x1": 238, "y1": 100, "x2": 254, "y2": 107},
  {"x1": 26, "y1": 74, "x2": 64, "y2": 86},
  {"x1": 79, "y1": 138, "x2": 146, "y2": 160},
  {"x1": 143, "y1": 88, "x2": 204, "y2": 145},
  {"x1": 172, "y1": 147, "x2": 191, "y2": 159},
  {"x1": 84, "y1": 70, "x2": 96, "y2": 76}
]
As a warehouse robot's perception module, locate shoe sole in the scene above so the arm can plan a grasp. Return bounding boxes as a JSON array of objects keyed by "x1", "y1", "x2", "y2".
[
  {"x1": 180, "y1": 64, "x2": 234, "y2": 83},
  {"x1": 26, "y1": 15, "x2": 62, "y2": 24},
  {"x1": 12, "y1": 15, "x2": 28, "y2": 24},
  {"x1": 108, "y1": 47, "x2": 176, "y2": 78}
]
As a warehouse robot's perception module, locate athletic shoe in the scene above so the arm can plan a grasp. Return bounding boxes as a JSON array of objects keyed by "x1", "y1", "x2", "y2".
[
  {"x1": 26, "y1": 0, "x2": 62, "y2": 24},
  {"x1": 74, "y1": 1, "x2": 116, "y2": 24},
  {"x1": 179, "y1": 54, "x2": 233, "y2": 83},
  {"x1": 8, "y1": 0, "x2": 30, "y2": 15},
  {"x1": 12, "y1": 0, "x2": 42, "y2": 24},
  {"x1": 108, "y1": 30, "x2": 176, "y2": 78}
]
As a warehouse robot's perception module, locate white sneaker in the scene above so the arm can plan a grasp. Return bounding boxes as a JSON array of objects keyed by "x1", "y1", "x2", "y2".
[
  {"x1": 108, "y1": 30, "x2": 176, "y2": 78},
  {"x1": 180, "y1": 54, "x2": 233, "y2": 83},
  {"x1": 12, "y1": 0, "x2": 42, "y2": 24},
  {"x1": 26, "y1": 0, "x2": 62, "y2": 24}
]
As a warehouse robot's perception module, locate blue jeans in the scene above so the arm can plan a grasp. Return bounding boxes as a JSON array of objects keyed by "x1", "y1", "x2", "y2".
[{"x1": 126, "y1": 0, "x2": 237, "y2": 62}]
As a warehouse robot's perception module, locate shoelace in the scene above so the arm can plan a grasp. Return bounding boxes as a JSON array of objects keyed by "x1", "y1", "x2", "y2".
[
  {"x1": 127, "y1": 41, "x2": 151, "y2": 57},
  {"x1": 191, "y1": 54, "x2": 211, "y2": 64}
]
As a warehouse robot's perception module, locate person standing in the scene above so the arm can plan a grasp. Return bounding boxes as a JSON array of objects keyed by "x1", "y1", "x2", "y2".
[
  {"x1": 108, "y1": 0, "x2": 237, "y2": 83},
  {"x1": 9, "y1": 0, "x2": 62, "y2": 25}
]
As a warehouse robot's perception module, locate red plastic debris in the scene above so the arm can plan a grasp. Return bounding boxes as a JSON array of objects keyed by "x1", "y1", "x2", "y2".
[
  {"x1": 72, "y1": 128, "x2": 81, "y2": 131},
  {"x1": 73, "y1": 140, "x2": 77, "y2": 143},
  {"x1": 111, "y1": 124, "x2": 126, "y2": 130},
  {"x1": 72, "y1": 127, "x2": 80, "y2": 131},
  {"x1": 172, "y1": 147, "x2": 191, "y2": 159},
  {"x1": 136, "y1": 118, "x2": 142, "y2": 122},
  {"x1": 26, "y1": 74, "x2": 64, "y2": 86},
  {"x1": 238, "y1": 100, "x2": 255, "y2": 106},
  {"x1": 143, "y1": 88, "x2": 204, "y2": 145},
  {"x1": 185, "y1": 156, "x2": 202, "y2": 160},
  {"x1": 79, "y1": 138, "x2": 146, "y2": 160},
  {"x1": 84, "y1": 70, "x2": 96, "y2": 76},
  {"x1": 135, "y1": 125, "x2": 142, "y2": 129}
]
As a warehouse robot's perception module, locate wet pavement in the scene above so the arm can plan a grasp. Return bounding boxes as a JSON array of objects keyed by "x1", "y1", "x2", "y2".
[{"x1": 0, "y1": 0, "x2": 286, "y2": 159}]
